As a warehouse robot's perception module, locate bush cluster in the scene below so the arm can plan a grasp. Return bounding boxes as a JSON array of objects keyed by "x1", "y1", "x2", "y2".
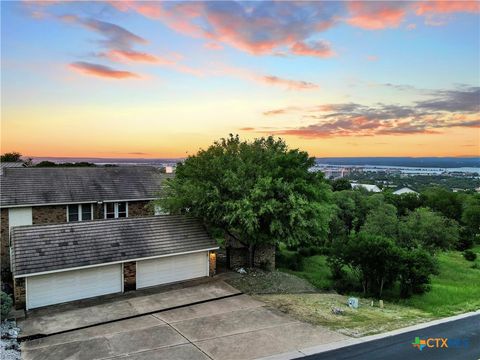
[
  {"x1": 463, "y1": 250, "x2": 477, "y2": 262},
  {"x1": 1, "y1": 291, "x2": 13, "y2": 320}
]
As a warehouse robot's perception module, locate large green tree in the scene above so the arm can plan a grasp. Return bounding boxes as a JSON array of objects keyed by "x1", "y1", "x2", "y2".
[
  {"x1": 158, "y1": 135, "x2": 333, "y2": 267},
  {"x1": 399, "y1": 207, "x2": 459, "y2": 250},
  {"x1": 361, "y1": 203, "x2": 399, "y2": 239}
]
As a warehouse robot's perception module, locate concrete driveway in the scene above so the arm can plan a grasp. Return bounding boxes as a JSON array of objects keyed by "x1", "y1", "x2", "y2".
[{"x1": 20, "y1": 281, "x2": 348, "y2": 360}]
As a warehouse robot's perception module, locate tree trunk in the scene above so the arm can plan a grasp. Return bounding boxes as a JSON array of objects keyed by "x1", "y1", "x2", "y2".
[
  {"x1": 248, "y1": 244, "x2": 256, "y2": 268},
  {"x1": 379, "y1": 277, "x2": 384, "y2": 298}
]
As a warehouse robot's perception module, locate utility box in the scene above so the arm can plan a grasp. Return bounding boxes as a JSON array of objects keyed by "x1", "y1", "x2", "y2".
[{"x1": 348, "y1": 297, "x2": 359, "y2": 309}]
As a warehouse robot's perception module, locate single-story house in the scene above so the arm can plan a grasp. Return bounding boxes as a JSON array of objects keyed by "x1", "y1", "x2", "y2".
[
  {"x1": 393, "y1": 187, "x2": 419, "y2": 195},
  {"x1": 11, "y1": 215, "x2": 218, "y2": 310},
  {"x1": 350, "y1": 183, "x2": 382, "y2": 193}
]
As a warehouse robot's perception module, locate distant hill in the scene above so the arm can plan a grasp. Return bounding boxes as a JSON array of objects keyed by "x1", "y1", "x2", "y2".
[
  {"x1": 30, "y1": 156, "x2": 479, "y2": 169},
  {"x1": 314, "y1": 157, "x2": 480, "y2": 168}
]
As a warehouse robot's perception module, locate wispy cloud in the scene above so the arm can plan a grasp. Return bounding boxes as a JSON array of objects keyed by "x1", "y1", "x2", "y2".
[
  {"x1": 259, "y1": 75, "x2": 318, "y2": 90},
  {"x1": 256, "y1": 86, "x2": 480, "y2": 138},
  {"x1": 69, "y1": 62, "x2": 139, "y2": 79},
  {"x1": 110, "y1": 1, "x2": 339, "y2": 57},
  {"x1": 416, "y1": 87, "x2": 480, "y2": 112},
  {"x1": 60, "y1": 15, "x2": 147, "y2": 49},
  {"x1": 290, "y1": 40, "x2": 335, "y2": 58}
]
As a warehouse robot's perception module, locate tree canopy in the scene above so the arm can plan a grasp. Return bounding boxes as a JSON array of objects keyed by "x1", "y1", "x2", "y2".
[
  {"x1": 158, "y1": 135, "x2": 333, "y2": 266},
  {"x1": 1, "y1": 152, "x2": 22, "y2": 162}
]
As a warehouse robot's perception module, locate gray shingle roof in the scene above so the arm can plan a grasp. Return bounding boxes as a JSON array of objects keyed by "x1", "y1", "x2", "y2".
[
  {"x1": 12, "y1": 215, "x2": 218, "y2": 276},
  {"x1": 0, "y1": 166, "x2": 170, "y2": 207}
]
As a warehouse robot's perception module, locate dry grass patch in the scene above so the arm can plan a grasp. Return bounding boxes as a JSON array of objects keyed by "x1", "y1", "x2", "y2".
[{"x1": 256, "y1": 293, "x2": 434, "y2": 337}]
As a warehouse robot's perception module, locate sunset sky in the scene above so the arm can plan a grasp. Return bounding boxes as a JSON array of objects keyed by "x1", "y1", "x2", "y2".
[{"x1": 2, "y1": 1, "x2": 479, "y2": 158}]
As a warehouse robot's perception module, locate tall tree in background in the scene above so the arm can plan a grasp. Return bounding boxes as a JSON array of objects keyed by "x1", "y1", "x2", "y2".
[
  {"x1": 158, "y1": 135, "x2": 333, "y2": 267},
  {"x1": 1, "y1": 152, "x2": 22, "y2": 162}
]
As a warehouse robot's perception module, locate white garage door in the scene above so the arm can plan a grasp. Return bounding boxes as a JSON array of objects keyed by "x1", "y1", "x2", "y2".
[
  {"x1": 137, "y1": 252, "x2": 208, "y2": 289},
  {"x1": 26, "y1": 264, "x2": 122, "y2": 310}
]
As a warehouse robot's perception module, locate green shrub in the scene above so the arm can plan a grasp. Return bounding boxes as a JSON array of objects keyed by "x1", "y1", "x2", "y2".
[
  {"x1": 1, "y1": 291, "x2": 13, "y2": 320},
  {"x1": 276, "y1": 251, "x2": 304, "y2": 271},
  {"x1": 298, "y1": 246, "x2": 325, "y2": 258},
  {"x1": 463, "y1": 250, "x2": 477, "y2": 262},
  {"x1": 398, "y1": 248, "x2": 439, "y2": 298}
]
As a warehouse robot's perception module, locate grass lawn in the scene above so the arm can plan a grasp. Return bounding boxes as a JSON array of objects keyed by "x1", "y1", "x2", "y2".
[
  {"x1": 256, "y1": 293, "x2": 432, "y2": 337},
  {"x1": 230, "y1": 245, "x2": 480, "y2": 337},
  {"x1": 283, "y1": 245, "x2": 480, "y2": 317},
  {"x1": 283, "y1": 255, "x2": 333, "y2": 290},
  {"x1": 398, "y1": 245, "x2": 480, "y2": 317}
]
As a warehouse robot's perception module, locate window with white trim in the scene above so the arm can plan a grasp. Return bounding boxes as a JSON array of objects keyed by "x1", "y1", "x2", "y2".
[
  {"x1": 67, "y1": 204, "x2": 93, "y2": 222},
  {"x1": 104, "y1": 202, "x2": 128, "y2": 219}
]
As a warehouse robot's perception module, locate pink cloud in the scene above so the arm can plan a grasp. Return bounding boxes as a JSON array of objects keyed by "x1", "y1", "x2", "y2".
[
  {"x1": 415, "y1": 1, "x2": 480, "y2": 15},
  {"x1": 109, "y1": 1, "x2": 338, "y2": 58},
  {"x1": 290, "y1": 41, "x2": 335, "y2": 58},
  {"x1": 259, "y1": 75, "x2": 318, "y2": 90},
  {"x1": 366, "y1": 55, "x2": 378, "y2": 61},
  {"x1": 346, "y1": 2, "x2": 408, "y2": 30},
  {"x1": 69, "y1": 62, "x2": 139, "y2": 79},
  {"x1": 106, "y1": 50, "x2": 159, "y2": 63},
  {"x1": 204, "y1": 42, "x2": 223, "y2": 50}
]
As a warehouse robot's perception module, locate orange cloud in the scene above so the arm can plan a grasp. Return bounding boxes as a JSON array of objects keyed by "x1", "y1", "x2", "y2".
[
  {"x1": 290, "y1": 41, "x2": 335, "y2": 58},
  {"x1": 69, "y1": 62, "x2": 139, "y2": 79},
  {"x1": 347, "y1": 2, "x2": 407, "y2": 30},
  {"x1": 204, "y1": 42, "x2": 223, "y2": 50},
  {"x1": 106, "y1": 50, "x2": 159, "y2": 63},
  {"x1": 259, "y1": 75, "x2": 318, "y2": 90},
  {"x1": 415, "y1": 1, "x2": 480, "y2": 15}
]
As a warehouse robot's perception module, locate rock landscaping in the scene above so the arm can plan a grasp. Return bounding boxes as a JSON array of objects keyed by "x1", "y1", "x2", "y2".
[{"x1": 1, "y1": 320, "x2": 21, "y2": 360}]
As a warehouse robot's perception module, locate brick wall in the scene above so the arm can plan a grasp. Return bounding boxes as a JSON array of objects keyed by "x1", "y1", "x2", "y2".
[
  {"x1": 32, "y1": 205, "x2": 67, "y2": 224},
  {"x1": 123, "y1": 261, "x2": 136, "y2": 291},
  {"x1": 1, "y1": 209, "x2": 10, "y2": 282},
  {"x1": 13, "y1": 277, "x2": 25, "y2": 310},
  {"x1": 225, "y1": 235, "x2": 275, "y2": 270}
]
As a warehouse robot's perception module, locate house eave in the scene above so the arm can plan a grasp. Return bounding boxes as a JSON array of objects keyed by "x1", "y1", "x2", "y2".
[
  {"x1": 1, "y1": 198, "x2": 159, "y2": 209},
  {"x1": 14, "y1": 247, "x2": 219, "y2": 278}
]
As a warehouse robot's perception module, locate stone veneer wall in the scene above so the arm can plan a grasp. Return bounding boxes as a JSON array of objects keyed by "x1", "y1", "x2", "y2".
[
  {"x1": 32, "y1": 205, "x2": 67, "y2": 224},
  {"x1": 1, "y1": 209, "x2": 10, "y2": 281},
  {"x1": 227, "y1": 243, "x2": 275, "y2": 271},
  {"x1": 13, "y1": 277, "x2": 25, "y2": 310},
  {"x1": 123, "y1": 262, "x2": 136, "y2": 291},
  {"x1": 127, "y1": 201, "x2": 154, "y2": 217}
]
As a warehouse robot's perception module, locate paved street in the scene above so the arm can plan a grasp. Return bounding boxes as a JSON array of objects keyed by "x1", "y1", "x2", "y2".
[{"x1": 305, "y1": 314, "x2": 480, "y2": 360}]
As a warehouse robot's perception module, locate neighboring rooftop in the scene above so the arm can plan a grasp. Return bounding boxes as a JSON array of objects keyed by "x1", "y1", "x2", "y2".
[
  {"x1": 393, "y1": 187, "x2": 419, "y2": 195},
  {"x1": 0, "y1": 166, "x2": 171, "y2": 207},
  {"x1": 0, "y1": 162, "x2": 25, "y2": 175},
  {"x1": 12, "y1": 215, "x2": 218, "y2": 276},
  {"x1": 350, "y1": 183, "x2": 382, "y2": 193}
]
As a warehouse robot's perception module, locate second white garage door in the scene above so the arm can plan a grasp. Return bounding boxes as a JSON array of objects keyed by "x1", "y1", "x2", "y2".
[
  {"x1": 26, "y1": 264, "x2": 122, "y2": 310},
  {"x1": 136, "y1": 252, "x2": 208, "y2": 289}
]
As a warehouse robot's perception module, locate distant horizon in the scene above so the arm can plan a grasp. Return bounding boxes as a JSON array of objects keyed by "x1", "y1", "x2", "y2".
[
  {"x1": 23, "y1": 155, "x2": 480, "y2": 170},
  {"x1": 26, "y1": 155, "x2": 480, "y2": 160}
]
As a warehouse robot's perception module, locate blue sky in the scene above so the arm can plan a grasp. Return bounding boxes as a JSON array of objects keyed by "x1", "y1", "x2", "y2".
[{"x1": 2, "y1": 1, "x2": 479, "y2": 158}]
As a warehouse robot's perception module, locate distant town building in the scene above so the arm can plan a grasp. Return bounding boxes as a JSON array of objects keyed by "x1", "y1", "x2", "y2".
[
  {"x1": 393, "y1": 187, "x2": 419, "y2": 195},
  {"x1": 350, "y1": 183, "x2": 381, "y2": 193}
]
